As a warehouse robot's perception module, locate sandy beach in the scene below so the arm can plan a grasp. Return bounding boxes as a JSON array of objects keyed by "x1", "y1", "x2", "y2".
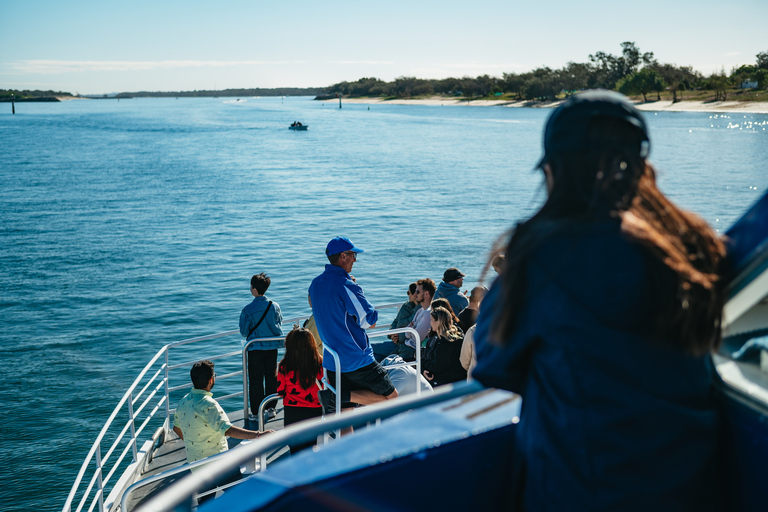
[{"x1": 340, "y1": 96, "x2": 768, "y2": 114}]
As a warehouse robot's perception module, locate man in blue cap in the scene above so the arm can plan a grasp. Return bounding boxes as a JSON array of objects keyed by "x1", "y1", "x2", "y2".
[{"x1": 309, "y1": 237, "x2": 398, "y2": 414}]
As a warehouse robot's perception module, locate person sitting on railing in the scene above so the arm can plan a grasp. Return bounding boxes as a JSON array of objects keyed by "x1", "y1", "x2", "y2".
[
  {"x1": 309, "y1": 236, "x2": 398, "y2": 414},
  {"x1": 372, "y1": 282, "x2": 419, "y2": 362},
  {"x1": 421, "y1": 307, "x2": 467, "y2": 386},
  {"x1": 277, "y1": 327, "x2": 324, "y2": 453},
  {"x1": 172, "y1": 360, "x2": 270, "y2": 505},
  {"x1": 239, "y1": 272, "x2": 283, "y2": 423}
]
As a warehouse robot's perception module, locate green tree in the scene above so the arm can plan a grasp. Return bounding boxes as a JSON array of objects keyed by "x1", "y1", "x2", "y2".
[
  {"x1": 588, "y1": 42, "x2": 649, "y2": 89},
  {"x1": 757, "y1": 51, "x2": 768, "y2": 70},
  {"x1": 557, "y1": 62, "x2": 594, "y2": 93},
  {"x1": 707, "y1": 72, "x2": 730, "y2": 101},
  {"x1": 501, "y1": 72, "x2": 527, "y2": 98},
  {"x1": 754, "y1": 69, "x2": 768, "y2": 90},
  {"x1": 617, "y1": 69, "x2": 666, "y2": 102},
  {"x1": 651, "y1": 64, "x2": 698, "y2": 102},
  {"x1": 522, "y1": 68, "x2": 559, "y2": 100}
]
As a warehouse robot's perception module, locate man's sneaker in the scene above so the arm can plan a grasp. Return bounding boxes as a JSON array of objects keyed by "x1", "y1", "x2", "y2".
[
  {"x1": 263, "y1": 408, "x2": 276, "y2": 422},
  {"x1": 318, "y1": 389, "x2": 336, "y2": 415},
  {"x1": 248, "y1": 413, "x2": 258, "y2": 423}
]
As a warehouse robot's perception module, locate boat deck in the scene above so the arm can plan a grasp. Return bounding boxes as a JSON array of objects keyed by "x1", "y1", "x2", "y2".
[{"x1": 124, "y1": 406, "x2": 289, "y2": 511}]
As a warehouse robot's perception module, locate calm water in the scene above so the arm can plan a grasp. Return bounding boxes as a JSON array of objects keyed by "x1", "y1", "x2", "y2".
[{"x1": 1, "y1": 97, "x2": 766, "y2": 511}]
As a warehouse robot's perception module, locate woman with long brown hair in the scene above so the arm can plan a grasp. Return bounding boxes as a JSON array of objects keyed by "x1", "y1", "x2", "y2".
[
  {"x1": 472, "y1": 91, "x2": 725, "y2": 511},
  {"x1": 422, "y1": 306, "x2": 466, "y2": 386},
  {"x1": 276, "y1": 327, "x2": 323, "y2": 453}
]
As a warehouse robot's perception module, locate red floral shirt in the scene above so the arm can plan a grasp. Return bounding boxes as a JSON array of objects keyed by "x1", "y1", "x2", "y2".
[{"x1": 277, "y1": 369, "x2": 323, "y2": 408}]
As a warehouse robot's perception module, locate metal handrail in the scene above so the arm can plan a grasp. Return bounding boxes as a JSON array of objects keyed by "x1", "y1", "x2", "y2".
[
  {"x1": 321, "y1": 327, "x2": 422, "y2": 407},
  {"x1": 241, "y1": 336, "x2": 285, "y2": 418},
  {"x1": 62, "y1": 330, "x2": 242, "y2": 512},
  {"x1": 136, "y1": 381, "x2": 485, "y2": 512},
  {"x1": 65, "y1": 303, "x2": 409, "y2": 512},
  {"x1": 62, "y1": 345, "x2": 169, "y2": 512}
]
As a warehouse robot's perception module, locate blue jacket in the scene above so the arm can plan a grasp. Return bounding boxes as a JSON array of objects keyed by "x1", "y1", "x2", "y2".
[
  {"x1": 434, "y1": 281, "x2": 469, "y2": 315},
  {"x1": 473, "y1": 221, "x2": 719, "y2": 512},
  {"x1": 309, "y1": 264, "x2": 378, "y2": 372},
  {"x1": 239, "y1": 296, "x2": 283, "y2": 350}
]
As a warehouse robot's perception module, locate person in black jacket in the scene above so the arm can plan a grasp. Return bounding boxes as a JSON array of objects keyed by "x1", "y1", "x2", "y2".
[
  {"x1": 422, "y1": 307, "x2": 467, "y2": 386},
  {"x1": 473, "y1": 90, "x2": 725, "y2": 512}
]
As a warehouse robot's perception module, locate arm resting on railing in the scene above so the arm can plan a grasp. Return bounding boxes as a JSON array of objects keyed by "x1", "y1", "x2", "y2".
[{"x1": 174, "y1": 424, "x2": 270, "y2": 442}]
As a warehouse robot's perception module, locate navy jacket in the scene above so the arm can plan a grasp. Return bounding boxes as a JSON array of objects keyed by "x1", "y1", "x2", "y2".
[
  {"x1": 434, "y1": 281, "x2": 469, "y2": 315},
  {"x1": 473, "y1": 220, "x2": 719, "y2": 512}
]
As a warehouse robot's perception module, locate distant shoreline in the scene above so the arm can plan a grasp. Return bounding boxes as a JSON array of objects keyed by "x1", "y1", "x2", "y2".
[
  {"x1": 339, "y1": 96, "x2": 768, "y2": 114},
  {"x1": 7, "y1": 95, "x2": 767, "y2": 114}
]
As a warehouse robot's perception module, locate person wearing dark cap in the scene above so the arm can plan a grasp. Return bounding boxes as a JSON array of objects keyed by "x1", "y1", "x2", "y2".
[
  {"x1": 473, "y1": 91, "x2": 725, "y2": 511},
  {"x1": 308, "y1": 237, "x2": 398, "y2": 414},
  {"x1": 434, "y1": 267, "x2": 469, "y2": 315}
]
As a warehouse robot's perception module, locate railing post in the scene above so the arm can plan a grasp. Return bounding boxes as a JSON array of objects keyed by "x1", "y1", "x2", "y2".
[
  {"x1": 164, "y1": 348, "x2": 170, "y2": 426},
  {"x1": 243, "y1": 342, "x2": 250, "y2": 421},
  {"x1": 128, "y1": 392, "x2": 139, "y2": 461},
  {"x1": 95, "y1": 442, "x2": 104, "y2": 512}
]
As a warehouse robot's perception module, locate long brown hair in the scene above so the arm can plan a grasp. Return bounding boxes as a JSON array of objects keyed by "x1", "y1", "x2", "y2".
[
  {"x1": 490, "y1": 117, "x2": 725, "y2": 355},
  {"x1": 431, "y1": 298, "x2": 460, "y2": 326},
  {"x1": 278, "y1": 328, "x2": 323, "y2": 389},
  {"x1": 430, "y1": 307, "x2": 460, "y2": 339}
]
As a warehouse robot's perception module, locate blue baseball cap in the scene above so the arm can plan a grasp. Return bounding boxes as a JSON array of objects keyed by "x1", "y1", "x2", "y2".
[{"x1": 325, "y1": 236, "x2": 364, "y2": 256}]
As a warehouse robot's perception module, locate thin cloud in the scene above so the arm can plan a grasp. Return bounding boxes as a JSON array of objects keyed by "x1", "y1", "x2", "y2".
[
  {"x1": 441, "y1": 62, "x2": 519, "y2": 70},
  {"x1": 724, "y1": 52, "x2": 741, "y2": 57},
  {"x1": 6, "y1": 60, "x2": 294, "y2": 74},
  {"x1": 330, "y1": 60, "x2": 394, "y2": 65}
]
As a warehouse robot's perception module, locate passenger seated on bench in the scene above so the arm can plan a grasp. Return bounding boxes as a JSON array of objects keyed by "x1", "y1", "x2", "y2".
[
  {"x1": 430, "y1": 298, "x2": 462, "y2": 332},
  {"x1": 473, "y1": 91, "x2": 725, "y2": 512},
  {"x1": 457, "y1": 285, "x2": 487, "y2": 334},
  {"x1": 373, "y1": 282, "x2": 419, "y2": 362},
  {"x1": 421, "y1": 307, "x2": 466, "y2": 386},
  {"x1": 380, "y1": 354, "x2": 433, "y2": 395},
  {"x1": 400, "y1": 278, "x2": 436, "y2": 360},
  {"x1": 172, "y1": 360, "x2": 270, "y2": 504},
  {"x1": 277, "y1": 327, "x2": 323, "y2": 454},
  {"x1": 389, "y1": 282, "x2": 420, "y2": 343}
]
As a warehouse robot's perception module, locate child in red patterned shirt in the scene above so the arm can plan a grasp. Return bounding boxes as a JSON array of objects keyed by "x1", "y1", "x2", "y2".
[{"x1": 277, "y1": 328, "x2": 323, "y2": 453}]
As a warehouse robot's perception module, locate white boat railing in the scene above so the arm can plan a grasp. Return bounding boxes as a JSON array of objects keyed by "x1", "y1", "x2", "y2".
[
  {"x1": 134, "y1": 380, "x2": 486, "y2": 512},
  {"x1": 63, "y1": 302, "x2": 405, "y2": 512}
]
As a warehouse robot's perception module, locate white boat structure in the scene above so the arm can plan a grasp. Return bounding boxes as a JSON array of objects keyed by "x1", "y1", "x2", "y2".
[{"x1": 63, "y1": 190, "x2": 768, "y2": 512}]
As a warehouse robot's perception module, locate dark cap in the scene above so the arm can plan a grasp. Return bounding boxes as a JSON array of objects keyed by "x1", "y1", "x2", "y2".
[
  {"x1": 443, "y1": 267, "x2": 465, "y2": 282},
  {"x1": 539, "y1": 90, "x2": 649, "y2": 167},
  {"x1": 325, "y1": 236, "x2": 364, "y2": 256}
]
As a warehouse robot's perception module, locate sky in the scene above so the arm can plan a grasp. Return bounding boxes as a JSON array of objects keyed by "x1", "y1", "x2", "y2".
[{"x1": 1, "y1": 0, "x2": 766, "y2": 95}]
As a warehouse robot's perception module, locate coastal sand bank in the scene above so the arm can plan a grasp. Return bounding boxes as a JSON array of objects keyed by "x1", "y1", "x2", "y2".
[{"x1": 340, "y1": 96, "x2": 768, "y2": 114}]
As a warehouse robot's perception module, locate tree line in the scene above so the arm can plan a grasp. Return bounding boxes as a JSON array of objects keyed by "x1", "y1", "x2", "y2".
[
  {"x1": 1, "y1": 87, "x2": 323, "y2": 101},
  {"x1": 317, "y1": 44, "x2": 768, "y2": 102},
  {"x1": 0, "y1": 89, "x2": 74, "y2": 101}
]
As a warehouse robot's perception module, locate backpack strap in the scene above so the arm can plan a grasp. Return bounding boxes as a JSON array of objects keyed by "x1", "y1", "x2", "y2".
[{"x1": 246, "y1": 301, "x2": 273, "y2": 340}]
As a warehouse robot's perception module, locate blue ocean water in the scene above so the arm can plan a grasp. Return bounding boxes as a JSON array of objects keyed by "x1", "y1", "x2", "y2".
[{"x1": 1, "y1": 97, "x2": 766, "y2": 511}]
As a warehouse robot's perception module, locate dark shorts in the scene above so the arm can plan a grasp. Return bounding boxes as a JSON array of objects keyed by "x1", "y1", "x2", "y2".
[{"x1": 326, "y1": 361, "x2": 396, "y2": 406}]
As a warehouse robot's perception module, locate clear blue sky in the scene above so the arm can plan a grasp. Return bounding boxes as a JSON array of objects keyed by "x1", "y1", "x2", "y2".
[{"x1": 1, "y1": 0, "x2": 766, "y2": 95}]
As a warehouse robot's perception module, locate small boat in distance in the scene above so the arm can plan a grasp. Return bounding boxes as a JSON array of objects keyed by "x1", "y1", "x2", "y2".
[{"x1": 289, "y1": 121, "x2": 308, "y2": 131}]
